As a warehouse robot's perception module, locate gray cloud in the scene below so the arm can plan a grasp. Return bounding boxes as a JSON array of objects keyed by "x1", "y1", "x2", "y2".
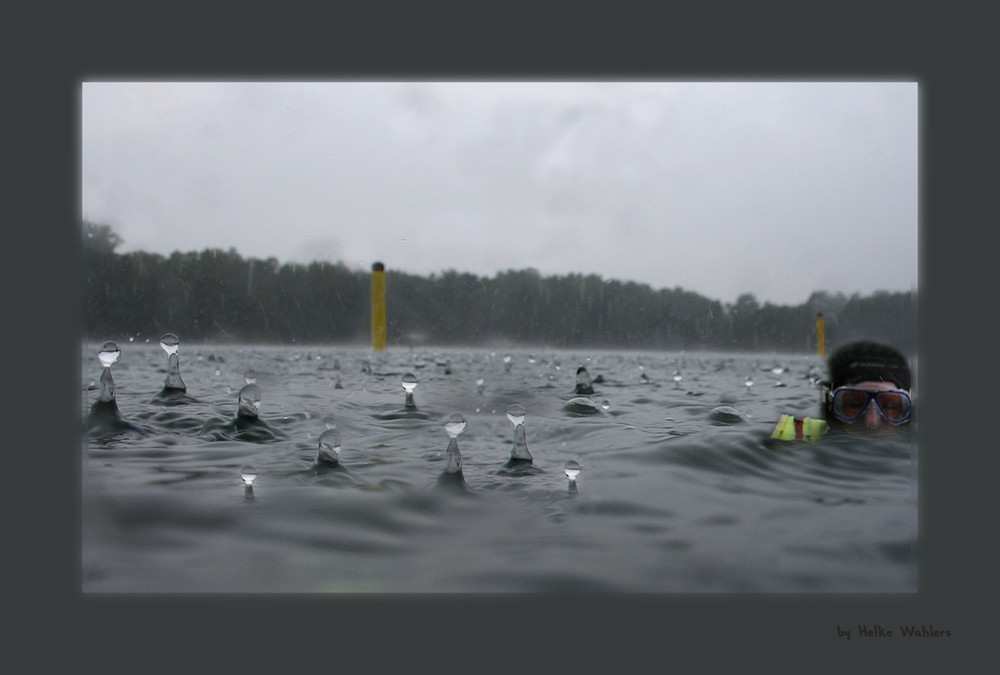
[{"x1": 81, "y1": 81, "x2": 918, "y2": 305}]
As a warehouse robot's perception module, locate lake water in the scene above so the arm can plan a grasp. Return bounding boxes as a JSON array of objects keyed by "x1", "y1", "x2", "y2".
[{"x1": 81, "y1": 342, "x2": 917, "y2": 593}]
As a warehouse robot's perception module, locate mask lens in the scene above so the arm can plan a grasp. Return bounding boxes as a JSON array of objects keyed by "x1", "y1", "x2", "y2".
[
  {"x1": 874, "y1": 391, "x2": 911, "y2": 422},
  {"x1": 833, "y1": 389, "x2": 871, "y2": 421}
]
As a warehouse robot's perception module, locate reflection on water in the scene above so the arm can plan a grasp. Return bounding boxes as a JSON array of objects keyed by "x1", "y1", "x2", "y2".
[{"x1": 81, "y1": 344, "x2": 916, "y2": 593}]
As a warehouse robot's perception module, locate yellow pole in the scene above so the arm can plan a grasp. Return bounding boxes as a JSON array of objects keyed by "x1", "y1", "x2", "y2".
[
  {"x1": 371, "y1": 262, "x2": 386, "y2": 351},
  {"x1": 816, "y1": 313, "x2": 825, "y2": 359}
]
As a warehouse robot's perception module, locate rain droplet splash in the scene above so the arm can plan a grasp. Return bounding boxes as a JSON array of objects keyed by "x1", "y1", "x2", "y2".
[
  {"x1": 241, "y1": 465, "x2": 258, "y2": 485},
  {"x1": 402, "y1": 372, "x2": 418, "y2": 393},
  {"x1": 444, "y1": 411, "x2": 467, "y2": 439},
  {"x1": 564, "y1": 460, "x2": 581, "y2": 494},
  {"x1": 709, "y1": 405, "x2": 743, "y2": 424},
  {"x1": 317, "y1": 428, "x2": 342, "y2": 465},
  {"x1": 444, "y1": 440, "x2": 463, "y2": 474},
  {"x1": 564, "y1": 460, "x2": 581, "y2": 481},
  {"x1": 402, "y1": 373, "x2": 418, "y2": 408},
  {"x1": 506, "y1": 404, "x2": 533, "y2": 462},
  {"x1": 238, "y1": 383, "x2": 262, "y2": 418},
  {"x1": 96, "y1": 341, "x2": 120, "y2": 402},
  {"x1": 565, "y1": 396, "x2": 599, "y2": 414},
  {"x1": 443, "y1": 412, "x2": 466, "y2": 474},
  {"x1": 160, "y1": 333, "x2": 186, "y2": 391},
  {"x1": 241, "y1": 465, "x2": 257, "y2": 498},
  {"x1": 436, "y1": 417, "x2": 470, "y2": 492},
  {"x1": 88, "y1": 340, "x2": 145, "y2": 435},
  {"x1": 159, "y1": 333, "x2": 180, "y2": 357},
  {"x1": 98, "y1": 341, "x2": 121, "y2": 369},
  {"x1": 506, "y1": 404, "x2": 526, "y2": 427}
]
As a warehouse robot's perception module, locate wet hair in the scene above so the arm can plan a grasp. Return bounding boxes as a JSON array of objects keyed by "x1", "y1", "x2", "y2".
[{"x1": 823, "y1": 341, "x2": 911, "y2": 425}]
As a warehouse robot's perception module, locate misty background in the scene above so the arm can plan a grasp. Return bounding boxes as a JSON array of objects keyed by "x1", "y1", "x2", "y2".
[
  {"x1": 81, "y1": 81, "x2": 918, "y2": 310},
  {"x1": 83, "y1": 221, "x2": 915, "y2": 353}
]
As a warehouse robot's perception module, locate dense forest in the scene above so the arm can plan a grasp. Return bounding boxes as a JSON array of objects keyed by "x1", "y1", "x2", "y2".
[{"x1": 82, "y1": 222, "x2": 917, "y2": 354}]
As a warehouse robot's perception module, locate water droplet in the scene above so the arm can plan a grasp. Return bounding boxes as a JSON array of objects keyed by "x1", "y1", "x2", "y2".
[
  {"x1": 323, "y1": 415, "x2": 337, "y2": 430},
  {"x1": 444, "y1": 437, "x2": 463, "y2": 474},
  {"x1": 238, "y1": 383, "x2": 262, "y2": 417},
  {"x1": 709, "y1": 405, "x2": 743, "y2": 424},
  {"x1": 673, "y1": 370, "x2": 683, "y2": 383},
  {"x1": 506, "y1": 404, "x2": 526, "y2": 427},
  {"x1": 97, "y1": 341, "x2": 121, "y2": 368},
  {"x1": 97, "y1": 366, "x2": 116, "y2": 402},
  {"x1": 564, "y1": 460, "x2": 581, "y2": 481},
  {"x1": 401, "y1": 373, "x2": 418, "y2": 393},
  {"x1": 159, "y1": 333, "x2": 180, "y2": 356},
  {"x1": 244, "y1": 368, "x2": 257, "y2": 384},
  {"x1": 599, "y1": 399, "x2": 611, "y2": 410},
  {"x1": 566, "y1": 397, "x2": 598, "y2": 413},
  {"x1": 511, "y1": 423, "x2": 532, "y2": 461},
  {"x1": 241, "y1": 465, "x2": 258, "y2": 485},
  {"x1": 318, "y1": 428, "x2": 342, "y2": 463},
  {"x1": 444, "y1": 412, "x2": 467, "y2": 439}
]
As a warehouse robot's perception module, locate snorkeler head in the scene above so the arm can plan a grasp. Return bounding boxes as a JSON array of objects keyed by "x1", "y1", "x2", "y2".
[
  {"x1": 828, "y1": 341, "x2": 911, "y2": 391},
  {"x1": 823, "y1": 341, "x2": 912, "y2": 430}
]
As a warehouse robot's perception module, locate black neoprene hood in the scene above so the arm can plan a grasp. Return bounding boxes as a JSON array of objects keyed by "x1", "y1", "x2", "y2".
[{"x1": 827, "y1": 341, "x2": 911, "y2": 390}]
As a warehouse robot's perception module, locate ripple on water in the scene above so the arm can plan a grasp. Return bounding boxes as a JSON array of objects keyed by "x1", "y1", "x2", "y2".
[{"x1": 81, "y1": 345, "x2": 916, "y2": 593}]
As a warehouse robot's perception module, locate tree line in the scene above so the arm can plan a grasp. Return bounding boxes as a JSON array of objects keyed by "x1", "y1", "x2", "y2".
[{"x1": 82, "y1": 222, "x2": 917, "y2": 353}]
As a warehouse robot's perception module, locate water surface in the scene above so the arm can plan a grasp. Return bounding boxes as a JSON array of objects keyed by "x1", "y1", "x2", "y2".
[{"x1": 82, "y1": 343, "x2": 917, "y2": 593}]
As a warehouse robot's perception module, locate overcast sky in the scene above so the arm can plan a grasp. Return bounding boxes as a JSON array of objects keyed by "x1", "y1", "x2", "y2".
[{"x1": 80, "y1": 80, "x2": 918, "y2": 306}]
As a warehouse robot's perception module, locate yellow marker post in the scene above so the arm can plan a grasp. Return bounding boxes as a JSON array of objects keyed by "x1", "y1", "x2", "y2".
[
  {"x1": 371, "y1": 262, "x2": 386, "y2": 351},
  {"x1": 816, "y1": 313, "x2": 825, "y2": 359}
]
